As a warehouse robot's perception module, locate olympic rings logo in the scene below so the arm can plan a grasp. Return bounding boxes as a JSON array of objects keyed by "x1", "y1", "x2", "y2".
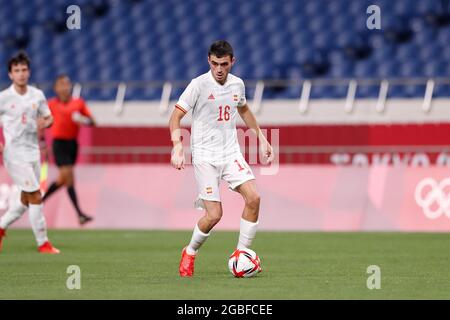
[{"x1": 415, "y1": 178, "x2": 450, "y2": 219}]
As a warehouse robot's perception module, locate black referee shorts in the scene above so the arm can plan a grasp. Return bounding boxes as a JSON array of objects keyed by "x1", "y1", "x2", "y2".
[{"x1": 52, "y1": 139, "x2": 78, "y2": 167}]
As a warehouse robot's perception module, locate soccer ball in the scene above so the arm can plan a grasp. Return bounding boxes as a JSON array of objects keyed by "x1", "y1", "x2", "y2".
[{"x1": 228, "y1": 248, "x2": 261, "y2": 278}]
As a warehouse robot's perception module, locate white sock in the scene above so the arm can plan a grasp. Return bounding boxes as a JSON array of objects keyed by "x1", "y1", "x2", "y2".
[
  {"x1": 186, "y1": 224, "x2": 210, "y2": 255},
  {"x1": 0, "y1": 200, "x2": 27, "y2": 229},
  {"x1": 28, "y1": 204, "x2": 48, "y2": 246},
  {"x1": 237, "y1": 218, "x2": 259, "y2": 249}
]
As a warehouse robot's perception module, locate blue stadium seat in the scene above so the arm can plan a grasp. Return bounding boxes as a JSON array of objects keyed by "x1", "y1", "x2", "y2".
[{"x1": 1, "y1": 0, "x2": 450, "y2": 99}]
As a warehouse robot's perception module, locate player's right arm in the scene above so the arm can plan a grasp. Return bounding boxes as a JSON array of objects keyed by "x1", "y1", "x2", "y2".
[
  {"x1": 168, "y1": 79, "x2": 199, "y2": 170},
  {"x1": 169, "y1": 107, "x2": 187, "y2": 170}
]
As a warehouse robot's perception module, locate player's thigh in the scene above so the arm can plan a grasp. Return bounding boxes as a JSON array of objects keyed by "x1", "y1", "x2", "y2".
[
  {"x1": 193, "y1": 161, "x2": 221, "y2": 202},
  {"x1": 4, "y1": 161, "x2": 40, "y2": 193},
  {"x1": 59, "y1": 165, "x2": 74, "y2": 178},
  {"x1": 222, "y1": 153, "x2": 255, "y2": 192}
]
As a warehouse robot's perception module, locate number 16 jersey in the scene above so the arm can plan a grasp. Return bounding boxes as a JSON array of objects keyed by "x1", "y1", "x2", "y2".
[{"x1": 175, "y1": 70, "x2": 247, "y2": 164}]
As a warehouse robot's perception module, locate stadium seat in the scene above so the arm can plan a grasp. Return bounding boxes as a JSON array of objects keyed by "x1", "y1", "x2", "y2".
[{"x1": 0, "y1": 0, "x2": 449, "y2": 99}]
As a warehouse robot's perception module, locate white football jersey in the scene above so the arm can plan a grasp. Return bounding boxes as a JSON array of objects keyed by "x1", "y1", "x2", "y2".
[
  {"x1": 0, "y1": 85, "x2": 51, "y2": 162},
  {"x1": 176, "y1": 71, "x2": 247, "y2": 163}
]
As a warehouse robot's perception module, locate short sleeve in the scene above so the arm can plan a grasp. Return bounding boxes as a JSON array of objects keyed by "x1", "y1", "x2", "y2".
[
  {"x1": 37, "y1": 90, "x2": 51, "y2": 117},
  {"x1": 237, "y1": 81, "x2": 247, "y2": 107},
  {"x1": 175, "y1": 79, "x2": 199, "y2": 114},
  {"x1": 79, "y1": 99, "x2": 93, "y2": 118}
]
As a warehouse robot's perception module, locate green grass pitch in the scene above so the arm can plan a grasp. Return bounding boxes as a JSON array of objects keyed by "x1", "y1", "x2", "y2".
[{"x1": 0, "y1": 230, "x2": 449, "y2": 299}]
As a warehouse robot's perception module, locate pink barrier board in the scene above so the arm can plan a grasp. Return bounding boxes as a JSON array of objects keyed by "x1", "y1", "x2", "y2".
[{"x1": 1, "y1": 164, "x2": 450, "y2": 231}]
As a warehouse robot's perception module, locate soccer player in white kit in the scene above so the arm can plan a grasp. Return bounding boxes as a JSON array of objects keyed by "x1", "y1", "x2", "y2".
[
  {"x1": 0, "y1": 52, "x2": 60, "y2": 254},
  {"x1": 169, "y1": 41, "x2": 273, "y2": 276}
]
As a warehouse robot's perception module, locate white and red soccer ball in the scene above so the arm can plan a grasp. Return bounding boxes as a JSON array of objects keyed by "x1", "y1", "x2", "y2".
[{"x1": 228, "y1": 248, "x2": 261, "y2": 278}]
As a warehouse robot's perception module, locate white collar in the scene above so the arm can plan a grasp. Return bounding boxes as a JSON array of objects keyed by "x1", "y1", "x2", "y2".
[
  {"x1": 10, "y1": 84, "x2": 29, "y2": 99},
  {"x1": 208, "y1": 70, "x2": 230, "y2": 87}
]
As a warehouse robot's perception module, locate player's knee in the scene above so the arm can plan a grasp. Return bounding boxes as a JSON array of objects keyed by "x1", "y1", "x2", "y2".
[
  {"x1": 61, "y1": 175, "x2": 73, "y2": 187},
  {"x1": 245, "y1": 192, "x2": 260, "y2": 210},
  {"x1": 28, "y1": 191, "x2": 42, "y2": 204},
  {"x1": 210, "y1": 213, "x2": 222, "y2": 225},
  {"x1": 58, "y1": 172, "x2": 68, "y2": 185},
  {"x1": 56, "y1": 175, "x2": 64, "y2": 186},
  {"x1": 67, "y1": 172, "x2": 75, "y2": 185},
  {"x1": 207, "y1": 208, "x2": 223, "y2": 225},
  {"x1": 20, "y1": 192, "x2": 28, "y2": 206}
]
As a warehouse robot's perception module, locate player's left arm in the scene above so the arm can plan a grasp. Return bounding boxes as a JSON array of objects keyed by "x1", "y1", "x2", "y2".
[
  {"x1": 72, "y1": 99, "x2": 96, "y2": 126},
  {"x1": 37, "y1": 114, "x2": 53, "y2": 129},
  {"x1": 238, "y1": 104, "x2": 274, "y2": 163},
  {"x1": 37, "y1": 91, "x2": 53, "y2": 129},
  {"x1": 79, "y1": 99, "x2": 96, "y2": 126}
]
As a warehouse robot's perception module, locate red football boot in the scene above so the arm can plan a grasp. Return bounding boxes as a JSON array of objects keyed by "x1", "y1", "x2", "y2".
[
  {"x1": 0, "y1": 228, "x2": 6, "y2": 252},
  {"x1": 179, "y1": 247, "x2": 196, "y2": 277},
  {"x1": 38, "y1": 241, "x2": 60, "y2": 254}
]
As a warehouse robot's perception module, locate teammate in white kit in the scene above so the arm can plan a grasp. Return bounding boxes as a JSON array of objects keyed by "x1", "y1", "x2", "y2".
[
  {"x1": 0, "y1": 52, "x2": 60, "y2": 254},
  {"x1": 169, "y1": 41, "x2": 273, "y2": 276}
]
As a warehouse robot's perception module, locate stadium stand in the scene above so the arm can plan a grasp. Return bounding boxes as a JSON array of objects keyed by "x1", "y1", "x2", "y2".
[{"x1": 1, "y1": 0, "x2": 450, "y2": 99}]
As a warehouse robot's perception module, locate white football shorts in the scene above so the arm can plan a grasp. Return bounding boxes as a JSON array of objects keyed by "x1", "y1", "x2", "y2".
[
  {"x1": 193, "y1": 152, "x2": 255, "y2": 210},
  {"x1": 4, "y1": 160, "x2": 41, "y2": 193}
]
